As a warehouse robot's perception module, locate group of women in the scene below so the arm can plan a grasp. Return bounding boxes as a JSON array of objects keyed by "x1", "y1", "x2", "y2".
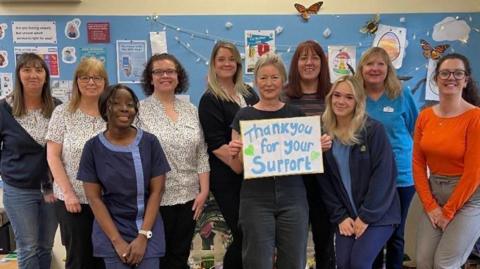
[{"x1": 0, "y1": 38, "x2": 479, "y2": 269}]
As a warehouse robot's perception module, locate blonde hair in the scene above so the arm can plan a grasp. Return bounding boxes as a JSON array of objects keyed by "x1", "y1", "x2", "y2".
[
  {"x1": 207, "y1": 41, "x2": 251, "y2": 102},
  {"x1": 68, "y1": 57, "x2": 109, "y2": 113},
  {"x1": 355, "y1": 47, "x2": 402, "y2": 99},
  {"x1": 254, "y1": 52, "x2": 287, "y2": 85},
  {"x1": 322, "y1": 76, "x2": 367, "y2": 145}
]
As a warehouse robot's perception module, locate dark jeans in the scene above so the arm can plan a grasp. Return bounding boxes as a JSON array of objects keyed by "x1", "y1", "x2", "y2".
[
  {"x1": 211, "y1": 180, "x2": 243, "y2": 269},
  {"x1": 160, "y1": 200, "x2": 196, "y2": 269},
  {"x1": 336, "y1": 225, "x2": 394, "y2": 269},
  {"x1": 55, "y1": 200, "x2": 105, "y2": 269},
  {"x1": 373, "y1": 186, "x2": 415, "y2": 269},
  {"x1": 304, "y1": 175, "x2": 335, "y2": 269},
  {"x1": 239, "y1": 177, "x2": 309, "y2": 269}
]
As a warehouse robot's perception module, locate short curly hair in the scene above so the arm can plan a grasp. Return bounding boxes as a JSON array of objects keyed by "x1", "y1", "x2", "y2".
[{"x1": 141, "y1": 53, "x2": 189, "y2": 96}]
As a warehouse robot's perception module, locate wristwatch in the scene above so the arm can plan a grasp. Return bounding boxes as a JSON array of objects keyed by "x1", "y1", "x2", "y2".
[{"x1": 138, "y1": 230, "x2": 153, "y2": 239}]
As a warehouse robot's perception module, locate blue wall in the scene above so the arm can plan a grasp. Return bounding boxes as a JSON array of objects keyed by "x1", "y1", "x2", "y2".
[{"x1": 0, "y1": 13, "x2": 479, "y2": 107}]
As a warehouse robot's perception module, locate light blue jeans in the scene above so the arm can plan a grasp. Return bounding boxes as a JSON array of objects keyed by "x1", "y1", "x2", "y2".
[{"x1": 3, "y1": 183, "x2": 58, "y2": 269}]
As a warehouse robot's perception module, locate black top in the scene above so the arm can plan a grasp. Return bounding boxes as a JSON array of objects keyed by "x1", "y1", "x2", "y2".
[
  {"x1": 0, "y1": 99, "x2": 60, "y2": 189},
  {"x1": 198, "y1": 86, "x2": 258, "y2": 188},
  {"x1": 318, "y1": 117, "x2": 401, "y2": 226}
]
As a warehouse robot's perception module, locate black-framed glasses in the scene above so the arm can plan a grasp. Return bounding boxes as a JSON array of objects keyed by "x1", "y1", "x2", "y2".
[
  {"x1": 152, "y1": 69, "x2": 177, "y2": 76},
  {"x1": 78, "y1": 76, "x2": 105, "y2": 84},
  {"x1": 438, "y1": 70, "x2": 467, "y2": 80}
]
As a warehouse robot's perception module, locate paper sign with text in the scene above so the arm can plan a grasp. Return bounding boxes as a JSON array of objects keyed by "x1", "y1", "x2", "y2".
[{"x1": 240, "y1": 116, "x2": 323, "y2": 179}]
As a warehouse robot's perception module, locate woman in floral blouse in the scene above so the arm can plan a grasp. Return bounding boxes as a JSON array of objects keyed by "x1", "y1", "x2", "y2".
[
  {"x1": 46, "y1": 57, "x2": 108, "y2": 269},
  {"x1": 139, "y1": 53, "x2": 210, "y2": 269}
]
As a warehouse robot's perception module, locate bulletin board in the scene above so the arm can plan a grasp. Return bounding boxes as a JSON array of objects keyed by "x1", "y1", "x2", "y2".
[{"x1": 0, "y1": 13, "x2": 479, "y2": 107}]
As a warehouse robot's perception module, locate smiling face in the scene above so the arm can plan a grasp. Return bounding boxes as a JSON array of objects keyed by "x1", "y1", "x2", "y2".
[
  {"x1": 298, "y1": 48, "x2": 321, "y2": 83},
  {"x1": 255, "y1": 64, "x2": 283, "y2": 101},
  {"x1": 361, "y1": 54, "x2": 388, "y2": 88},
  {"x1": 107, "y1": 88, "x2": 137, "y2": 129},
  {"x1": 436, "y1": 58, "x2": 468, "y2": 98},
  {"x1": 151, "y1": 59, "x2": 178, "y2": 95},
  {"x1": 77, "y1": 71, "x2": 105, "y2": 99},
  {"x1": 214, "y1": 47, "x2": 237, "y2": 82},
  {"x1": 331, "y1": 81, "x2": 356, "y2": 120},
  {"x1": 19, "y1": 62, "x2": 46, "y2": 98}
]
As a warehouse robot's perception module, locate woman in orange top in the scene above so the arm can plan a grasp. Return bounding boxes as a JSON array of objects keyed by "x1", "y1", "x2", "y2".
[{"x1": 413, "y1": 53, "x2": 480, "y2": 269}]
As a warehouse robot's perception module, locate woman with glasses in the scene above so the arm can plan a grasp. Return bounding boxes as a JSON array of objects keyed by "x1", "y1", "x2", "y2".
[
  {"x1": 46, "y1": 57, "x2": 108, "y2": 269},
  {"x1": 139, "y1": 53, "x2": 210, "y2": 269},
  {"x1": 198, "y1": 41, "x2": 258, "y2": 269},
  {"x1": 413, "y1": 53, "x2": 480, "y2": 268},
  {"x1": 0, "y1": 53, "x2": 59, "y2": 269},
  {"x1": 354, "y1": 47, "x2": 418, "y2": 269}
]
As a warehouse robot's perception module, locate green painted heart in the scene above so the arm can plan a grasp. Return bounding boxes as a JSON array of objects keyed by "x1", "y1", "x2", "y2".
[
  {"x1": 244, "y1": 144, "x2": 255, "y2": 156},
  {"x1": 310, "y1": 151, "x2": 321, "y2": 161}
]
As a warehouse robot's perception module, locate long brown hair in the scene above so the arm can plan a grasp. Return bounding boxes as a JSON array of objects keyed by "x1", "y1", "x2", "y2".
[
  {"x1": 12, "y1": 53, "x2": 55, "y2": 117},
  {"x1": 285, "y1": 40, "x2": 331, "y2": 99}
]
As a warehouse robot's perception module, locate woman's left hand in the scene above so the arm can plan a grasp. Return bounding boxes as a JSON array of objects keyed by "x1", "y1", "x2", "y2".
[
  {"x1": 320, "y1": 134, "x2": 332, "y2": 152},
  {"x1": 192, "y1": 191, "x2": 208, "y2": 220},
  {"x1": 126, "y1": 236, "x2": 147, "y2": 266},
  {"x1": 353, "y1": 217, "x2": 369, "y2": 239},
  {"x1": 436, "y1": 214, "x2": 451, "y2": 231}
]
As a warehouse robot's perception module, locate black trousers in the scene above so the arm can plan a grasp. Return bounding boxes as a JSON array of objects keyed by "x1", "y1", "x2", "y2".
[
  {"x1": 55, "y1": 200, "x2": 105, "y2": 269},
  {"x1": 211, "y1": 181, "x2": 243, "y2": 269},
  {"x1": 160, "y1": 200, "x2": 196, "y2": 269},
  {"x1": 305, "y1": 175, "x2": 336, "y2": 269}
]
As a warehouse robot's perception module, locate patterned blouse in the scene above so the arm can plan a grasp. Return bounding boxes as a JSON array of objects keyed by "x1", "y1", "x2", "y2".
[
  {"x1": 7, "y1": 99, "x2": 49, "y2": 146},
  {"x1": 46, "y1": 103, "x2": 106, "y2": 204},
  {"x1": 139, "y1": 96, "x2": 210, "y2": 206}
]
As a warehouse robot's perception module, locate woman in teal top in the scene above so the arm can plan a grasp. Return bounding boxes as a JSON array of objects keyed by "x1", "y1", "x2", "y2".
[{"x1": 355, "y1": 47, "x2": 418, "y2": 269}]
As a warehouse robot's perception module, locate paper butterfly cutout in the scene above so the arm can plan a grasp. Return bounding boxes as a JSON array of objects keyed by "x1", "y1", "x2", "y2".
[
  {"x1": 420, "y1": 39, "x2": 450, "y2": 60},
  {"x1": 294, "y1": 2, "x2": 323, "y2": 21},
  {"x1": 360, "y1": 14, "x2": 380, "y2": 34}
]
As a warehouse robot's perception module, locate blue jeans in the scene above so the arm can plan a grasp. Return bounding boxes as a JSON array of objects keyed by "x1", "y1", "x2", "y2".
[
  {"x1": 239, "y1": 177, "x2": 309, "y2": 269},
  {"x1": 3, "y1": 183, "x2": 58, "y2": 269},
  {"x1": 336, "y1": 225, "x2": 394, "y2": 269}
]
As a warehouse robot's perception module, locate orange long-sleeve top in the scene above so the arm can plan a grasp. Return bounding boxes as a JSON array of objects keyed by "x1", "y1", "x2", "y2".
[{"x1": 413, "y1": 107, "x2": 480, "y2": 220}]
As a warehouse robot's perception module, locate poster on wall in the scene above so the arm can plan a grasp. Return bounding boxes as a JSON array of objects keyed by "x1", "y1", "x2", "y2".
[
  {"x1": 65, "y1": 18, "x2": 81, "y2": 40},
  {"x1": 373, "y1": 24, "x2": 406, "y2": 69},
  {"x1": 87, "y1": 22, "x2": 110, "y2": 43},
  {"x1": 0, "y1": 73, "x2": 13, "y2": 99},
  {"x1": 0, "y1": 23, "x2": 7, "y2": 40},
  {"x1": 14, "y1": 46, "x2": 60, "y2": 77},
  {"x1": 239, "y1": 116, "x2": 323, "y2": 179},
  {"x1": 150, "y1": 31, "x2": 168, "y2": 54},
  {"x1": 328, "y1": 45, "x2": 356, "y2": 83},
  {"x1": 0, "y1": 50, "x2": 8, "y2": 68},
  {"x1": 80, "y1": 47, "x2": 107, "y2": 64},
  {"x1": 62, "y1": 47, "x2": 77, "y2": 64},
  {"x1": 12, "y1": 21, "x2": 57, "y2": 44},
  {"x1": 244, "y1": 30, "x2": 275, "y2": 74},
  {"x1": 51, "y1": 80, "x2": 73, "y2": 103},
  {"x1": 116, "y1": 40, "x2": 147, "y2": 83},
  {"x1": 425, "y1": 59, "x2": 439, "y2": 101}
]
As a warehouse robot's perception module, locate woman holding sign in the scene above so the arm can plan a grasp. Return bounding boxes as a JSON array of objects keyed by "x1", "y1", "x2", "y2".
[
  {"x1": 229, "y1": 52, "x2": 312, "y2": 269},
  {"x1": 284, "y1": 40, "x2": 335, "y2": 269},
  {"x1": 318, "y1": 75, "x2": 400, "y2": 269}
]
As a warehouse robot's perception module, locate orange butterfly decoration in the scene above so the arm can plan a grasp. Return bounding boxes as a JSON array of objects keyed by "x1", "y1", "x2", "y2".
[
  {"x1": 294, "y1": 1, "x2": 323, "y2": 21},
  {"x1": 420, "y1": 39, "x2": 450, "y2": 60}
]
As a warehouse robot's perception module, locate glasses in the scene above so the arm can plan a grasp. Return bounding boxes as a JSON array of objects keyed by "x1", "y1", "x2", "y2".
[
  {"x1": 78, "y1": 76, "x2": 105, "y2": 84},
  {"x1": 152, "y1": 69, "x2": 177, "y2": 76},
  {"x1": 438, "y1": 70, "x2": 467, "y2": 80}
]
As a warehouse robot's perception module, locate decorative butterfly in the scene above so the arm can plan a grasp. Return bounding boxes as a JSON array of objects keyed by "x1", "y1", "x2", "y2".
[
  {"x1": 420, "y1": 39, "x2": 450, "y2": 60},
  {"x1": 294, "y1": 2, "x2": 323, "y2": 21},
  {"x1": 360, "y1": 14, "x2": 380, "y2": 35}
]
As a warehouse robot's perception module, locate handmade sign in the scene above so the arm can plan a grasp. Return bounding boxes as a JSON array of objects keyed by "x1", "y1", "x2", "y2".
[{"x1": 240, "y1": 116, "x2": 323, "y2": 179}]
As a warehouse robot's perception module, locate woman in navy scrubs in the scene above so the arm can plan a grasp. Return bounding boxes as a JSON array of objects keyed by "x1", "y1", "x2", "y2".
[{"x1": 77, "y1": 84, "x2": 170, "y2": 269}]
